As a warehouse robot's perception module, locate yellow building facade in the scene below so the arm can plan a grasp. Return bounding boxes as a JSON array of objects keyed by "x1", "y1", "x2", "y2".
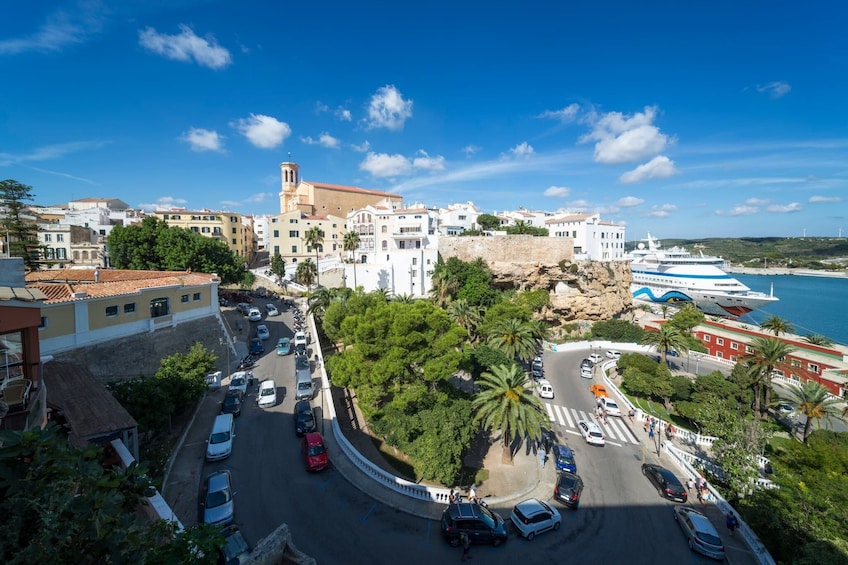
[{"x1": 151, "y1": 209, "x2": 253, "y2": 263}]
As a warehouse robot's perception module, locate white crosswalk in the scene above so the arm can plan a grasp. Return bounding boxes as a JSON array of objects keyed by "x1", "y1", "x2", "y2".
[{"x1": 544, "y1": 403, "x2": 640, "y2": 446}]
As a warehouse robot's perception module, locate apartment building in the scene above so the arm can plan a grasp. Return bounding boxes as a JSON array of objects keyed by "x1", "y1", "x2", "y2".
[
  {"x1": 437, "y1": 201, "x2": 480, "y2": 235},
  {"x1": 267, "y1": 210, "x2": 347, "y2": 265},
  {"x1": 152, "y1": 209, "x2": 253, "y2": 264},
  {"x1": 546, "y1": 212, "x2": 626, "y2": 261}
]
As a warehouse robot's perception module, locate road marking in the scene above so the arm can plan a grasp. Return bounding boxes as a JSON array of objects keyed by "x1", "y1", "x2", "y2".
[
  {"x1": 545, "y1": 403, "x2": 556, "y2": 423},
  {"x1": 558, "y1": 405, "x2": 574, "y2": 427},
  {"x1": 605, "y1": 439, "x2": 623, "y2": 447},
  {"x1": 358, "y1": 502, "x2": 377, "y2": 523},
  {"x1": 565, "y1": 429, "x2": 581, "y2": 437},
  {"x1": 610, "y1": 418, "x2": 639, "y2": 444},
  {"x1": 317, "y1": 473, "x2": 340, "y2": 490}
]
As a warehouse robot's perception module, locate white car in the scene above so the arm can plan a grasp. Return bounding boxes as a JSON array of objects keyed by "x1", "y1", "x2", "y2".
[
  {"x1": 257, "y1": 379, "x2": 277, "y2": 408},
  {"x1": 227, "y1": 372, "x2": 250, "y2": 396},
  {"x1": 509, "y1": 498, "x2": 561, "y2": 541},
  {"x1": 602, "y1": 397, "x2": 622, "y2": 417},
  {"x1": 537, "y1": 379, "x2": 554, "y2": 399},
  {"x1": 247, "y1": 308, "x2": 262, "y2": 322},
  {"x1": 256, "y1": 325, "x2": 270, "y2": 340},
  {"x1": 294, "y1": 331, "x2": 308, "y2": 348},
  {"x1": 265, "y1": 303, "x2": 279, "y2": 316},
  {"x1": 606, "y1": 349, "x2": 621, "y2": 360},
  {"x1": 580, "y1": 365, "x2": 593, "y2": 379},
  {"x1": 588, "y1": 353, "x2": 603, "y2": 364},
  {"x1": 578, "y1": 419, "x2": 605, "y2": 446}
]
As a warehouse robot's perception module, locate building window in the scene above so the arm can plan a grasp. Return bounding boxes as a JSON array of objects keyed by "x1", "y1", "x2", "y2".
[
  {"x1": 745, "y1": 345, "x2": 753, "y2": 353},
  {"x1": 412, "y1": 257, "x2": 417, "y2": 265},
  {"x1": 809, "y1": 363, "x2": 820, "y2": 374},
  {"x1": 716, "y1": 338, "x2": 724, "y2": 345},
  {"x1": 791, "y1": 359, "x2": 801, "y2": 367},
  {"x1": 57, "y1": 249, "x2": 67, "y2": 260},
  {"x1": 289, "y1": 230, "x2": 298, "y2": 237},
  {"x1": 716, "y1": 351, "x2": 723, "y2": 359},
  {"x1": 730, "y1": 342, "x2": 738, "y2": 350},
  {"x1": 382, "y1": 241, "x2": 387, "y2": 250},
  {"x1": 180, "y1": 294, "x2": 189, "y2": 303},
  {"x1": 291, "y1": 245, "x2": 298, "y2": 253},
  {"x1": 232, "y1": 238, "x2": 236, "y2": 245},
  {"x1": 44, "y1": 234, "x2": 52, "y2": 242},
  {"x1": 105, "y1": 305, "x2": 118, "y2": 317},
  {"x1": 150, "y1": 297, "x2": 170, "y2": 318},
  {"x1": 458, "y1": 215, "x2": 466, "y2": 220},
  {"x1": 202, "y1": 227, "x2": 210, "y2": 233},
  {"x1": 703, "y1": 335, "x2": 711, "y2": 342},
  {"x1": 124, "y1": 303, "x2": 136, "y2": 314},
  {"x1": 193, "y1": 292, "x2": 201, "y2": 301},
  {"x1": 57, "y1": 234, "x2": 64, "y2": 242}
]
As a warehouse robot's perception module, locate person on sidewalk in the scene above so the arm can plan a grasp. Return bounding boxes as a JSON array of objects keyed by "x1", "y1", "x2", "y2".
[
  {"x1": 726, "y1": 512, "x2": 739, "y2": 536},
  {"x1": 468, "y1": 486, "x2": 478, "y2": 504},
  {"x1": 538, "y1": 447, "x2": 547, "y2": 469},
  {"x1": 686, "y1": 478, "x2": 695, "y2": 493},
  {"x1": 449, "y1": 488, "x2": 458, "y2": 504},
  {"x1": 460, "y1": 532, "x2": 471, "y2": 561}
]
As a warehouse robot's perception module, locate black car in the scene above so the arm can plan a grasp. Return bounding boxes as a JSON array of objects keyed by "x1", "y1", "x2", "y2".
[
  {"x1": 642, "y1": 463, "x2": 688, "y2": 503},
  {"x1": 295, "y1": 353, "x2": 310, "y2": 371},
  {"x1": 580, "y1": 358, "x2": 593, "y2": 369},
  {"x1": 554, "y1": 471, "x2": 584, "y2": 508},
  {"x1": 441, "y1": 503, "x2": 509, "y2": 547},
  {"x1": 222, "y1": 390, "x2": 243, "y2": 417},
  {"x1": 294, "y1": 400, "x2": 316, "y2": 436}
]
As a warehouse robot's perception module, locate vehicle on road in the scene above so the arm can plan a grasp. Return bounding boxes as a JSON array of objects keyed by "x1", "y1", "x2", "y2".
[
  {"x1": 219, "y1": 525, "x2": 250, "y2": 565},
  {"x1": 440, "y1": 503, "x2": 509, "y2": 547},
  {"x1": 776, "y1": 403, "x2": 796, "y2": 416},
  {"x1": 295, "y1": 368, "x2": 314, "y2": 401},
  {"x1": 257, "y1": 379, "x2": 277, "y2": 408},
  {"x1": 553, "y1": 471, "x2": 584, "y2": 508},
  {"x1": 577, "y1": 420, "x2": 605, "y2": 446},
  {"x1": 537, "y1": 379, "x2": 554, "y2": 399},
  {"x1": 276, "y1": 337, "x2": 291, "y2": 356},
  {"x1": 200, "y1": 470, "x2": 235, "y2": 527},
  {"x1": 588, "y1": 353, "x2": 603, "y2": 364},
  {"x1": 256, "y1": 324, "x2": 270, "y2": 340},
  {"x1": 673, "y1": 506, "x2": 725, "y2": 560},
  {"x1": 294, "y1": 331, "x2": 308, "y2": 348},
  {"x1": 249, "y1": 338, "x2": 264, "y2": 355},
  {"x1": 589, "y1": 384, "x2": 608, "y2": 398},
  {"x1": 606, "y1": 349, "x2": 621, "y2": 360},
  {"x1": 236, "y1": 302, "x2": 251, "y2": 314},
  {"x1": 206, "y1": 413, "x2": 235, "y2": 461},
  {"x1": 265, "y1": 303, "x2": 279, "y2": 316},
  {"x1": 228, "y1": 372, "x2": 249, "y2": 396},
  {"x1": 294, "y1": 400, "x2": 316, "y2": 436},
  {"x1": 295, "y1": 353, "x2": 310, "y2": 370},
  {"x1": 580, "y1": 366, "x2": 593, "y2": 378},
  {"x1": 301, "y1": 432, "x2": 329, "y2": 472},
  {"x1": 580, "y1": 358, "x2": 593, "y2": 369},
  {"x1": 550, "y1": 443, "x2": 576, "y2": 473},
  {"x1": 642, "y1": 464, "x2": 688, "y2": 503},
  {"x1": 602, "y1": 397, "x2": 622, "y2": 417},
  {"x1": 509, "y1": 498, "x2": 561, "y2": 541},
  {"x1": 531, "y1": 357, "x2": 544, "y2": 379},
  {"x1": 221, "y1": 390, "x2": 243, "y2": 417},
  {"x1": 247, "y1": 308, "x2": 262, "y2": 322}
]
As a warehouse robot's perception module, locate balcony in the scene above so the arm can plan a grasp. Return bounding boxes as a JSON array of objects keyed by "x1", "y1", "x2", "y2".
[
  {"x1": 0, "y1": 377, "x2": 45, "y2": 432},
  {"x1": 391, "y1": 227, "x2": 425, "y2": 238}
]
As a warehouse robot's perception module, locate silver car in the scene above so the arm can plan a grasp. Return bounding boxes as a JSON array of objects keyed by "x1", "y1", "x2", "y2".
[
  {"x1": 673, "y1": 506, "x2": 725, "y2": 560},
  {"x1": 201, "y1": 470, "x2": 235, "y2": 527}
]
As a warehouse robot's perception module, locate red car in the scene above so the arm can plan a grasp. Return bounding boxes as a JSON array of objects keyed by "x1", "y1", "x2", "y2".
[{"x1": 301, "y1": 432, "x2": 329, "y2": 472}]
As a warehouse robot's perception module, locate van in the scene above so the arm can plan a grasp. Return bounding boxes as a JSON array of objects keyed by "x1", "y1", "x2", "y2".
[
  {"x1": 295, "y1": 368, "x2": 314, "y2": 400},
  {"x1": 537, "y1": 380, "x2": 554, "y2": 399},
  {"x1": 206, "y1": 413, "x2": 235, "y2": 461}
]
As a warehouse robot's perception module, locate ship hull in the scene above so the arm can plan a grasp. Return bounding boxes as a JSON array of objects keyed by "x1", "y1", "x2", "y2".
[{"x1": 631, "y1": 284, "x2": 779, "y2": 317}]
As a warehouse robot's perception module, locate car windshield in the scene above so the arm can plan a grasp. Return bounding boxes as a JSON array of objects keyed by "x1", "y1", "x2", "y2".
[
  {"x1": 589, "y1": 431, "x2": 603, "y2": 438},
  {"x1": 696, "y1": 531, "x2": 722, "y2": 546},
  {"x1": 298, "y1": 412, "x2": 313, "y2": 422},
  {"x1": 296, "y1": 357, "x2": 309, "y2": 369},
  {"x1": 231, "y1": 377, "x2": 245, "y2": 387},
  {"x1": 223, "y1": 396, "x2": 239, "y2": 407},
  {"x1": 206, "y1": 487, "x2": 231, "y2": 508},
  {"x1": 308, "y1": 444, "x2": 325, "y2": 456},
  {"x1": 261, "y1": 387, "x2": 274, "y2": 396},
  {"x1": 557, "y1": 453, "x2": 574, "y2": 466},
  {"x1": 298, "y1": 382, "x2": 311, "y2": 390},
  {"x1": 210, "y1": 431, "x2": 230, "y2": 444}
]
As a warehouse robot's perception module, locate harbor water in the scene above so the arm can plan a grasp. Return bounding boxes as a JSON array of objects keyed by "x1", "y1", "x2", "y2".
[{"x1": 735, "y1": 273, "x2": 848, "y2": 346}]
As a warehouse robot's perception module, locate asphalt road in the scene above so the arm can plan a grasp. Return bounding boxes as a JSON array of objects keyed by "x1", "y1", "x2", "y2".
[{"x1": 200, "y1": 301, "x2": 729, "y2": 564}]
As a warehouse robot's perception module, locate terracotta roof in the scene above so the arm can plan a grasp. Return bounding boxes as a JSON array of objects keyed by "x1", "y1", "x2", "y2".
[{"x1": 306, "y1": 181, "x2": 402, "y2": 199}]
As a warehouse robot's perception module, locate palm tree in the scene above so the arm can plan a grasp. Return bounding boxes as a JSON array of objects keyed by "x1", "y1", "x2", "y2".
[
  {"x1": 760, "y1": 315, "x2": 794, "y2": 337},
  {"x1": 447, "y1": 298, "x2": 482, "y2": 342},
  {"x1": 744, "y1": 336, "x2": 794, "y2": 419},
  {"x1": 307, "y1": 286, "x2": 334, "y2": 319},
  {"x1": 640, "y1": 323, "x2": 689, "y2": 365},
  {"x1": 343, "y1": 231, "x2": 360, "y2": 289},
  {"x1": 472, "y1": 364, "x2": 548, "y2": 462},
  {"x1": 393, "y1": 294, "x2": 415, "y2": 303},
  {"x1": 296, "y1": 258, "x2": 317, "y2": 289},
  {"x1": 781, "y1": 381, "x2": 846, "y2": 443},
  {"x1": 802, "y1": 334, "x2": 834, "y2": 347},
  {"x1": 304, "y1": 226, "x2": 324, "y2": 287},
  {"x1": 486, "y1": 318, "x2": 538, "y2": 362}
]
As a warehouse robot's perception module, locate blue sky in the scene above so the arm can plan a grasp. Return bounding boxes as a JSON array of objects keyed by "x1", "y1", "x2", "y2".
[{"x1": 2, "y1": 0, "x2": 847, "y2": 239}]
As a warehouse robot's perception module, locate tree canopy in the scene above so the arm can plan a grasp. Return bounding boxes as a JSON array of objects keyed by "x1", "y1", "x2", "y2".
[{"x1": 0, "y1": 179, "x2": 43, "y2": 271}]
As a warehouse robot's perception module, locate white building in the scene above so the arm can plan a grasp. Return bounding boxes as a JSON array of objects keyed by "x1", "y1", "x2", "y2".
[
  {"x1": 545, "y1": 212, "x2": 626, "y2": 261},
  {"x1": 437, "y1": 201, "x2": 480, "y2": 235},
  {"x1": 498, "y1": 208, "x2": 553, "y2": 229},
  {"x1": 253, "y1": 215, "x2": 271, "y2": 252}
]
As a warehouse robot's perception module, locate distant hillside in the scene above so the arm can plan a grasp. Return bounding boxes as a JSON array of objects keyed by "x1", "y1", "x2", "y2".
[{"x1": 626, "y1": 237, "x2": 848, "y2": 270}]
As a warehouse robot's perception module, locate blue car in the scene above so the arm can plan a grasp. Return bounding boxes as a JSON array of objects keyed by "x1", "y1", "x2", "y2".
[
  {"x1": 276, "y1": 337, "x2": 291, "y2": 356},
  {"x1": 551, "y1": 444, "x2": 577, "y2": 474},
  {"x1": 249, "y1": 338, "x2": 264, "y2": 355}
]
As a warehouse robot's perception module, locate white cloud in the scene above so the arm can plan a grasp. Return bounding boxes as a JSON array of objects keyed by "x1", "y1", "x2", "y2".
[
  {"x1": 179, "y1": 128, "x2": 224, "y2": 152},
  {"x1": 510, "y1": 142, "x2": 535, "y2": 158},
  {"x1": 365, "y1": 85, "x2": 413, "y2": 131},
  {"x1": 350, "y1": 140, "x2": 371, "y2": 153},
  {"x1": 567, "y1": 199, "x2": 592, "y2": 210},
  {"x1": 745, "y1": 197, "x2": 770, "y2": 206},
  {"x1": 138, "y1": 196, "x2": 188, "y2": 212},
  {"x1": 544, "y1": 186, "x2": 571, "y2": 198},
  {"x1": 232, "y1": 114, "x2": 291, "y2": 149},
  {"x1": 809, "y1": 195, "x2": 843, "y2": 203},
  {"x1": 756, "y1": 81, "x2": 791, "y2": 99},
  {"x1": 648, "y1": 204, "x2": 677, "y2": 218},
  {"x1": 412, "y1": 151, "x2": 446, "y2": 172},
  {"x1": 315, "y1": 102, "x2": 329, "y2": 113},
  {"x1": 359, "y1": 152, "x2": 412, "y2": 177},
  {"x1": 767, "y1": 202, "x2": 803, "y2": 213},
  {"x1": 719, "y1": 205, "x2": 759, "y2": 216},
  {"x1": 462, "y1": 145, "x2": 480, "y2": 157},
  {"x1": 580, "y1": 106, "x2": 672, "y2": 164},
  {"x1": 619, "y1": 155, "x2": 676, "y2": 184},
  {"x1": 538, "y1": 103, "x2": 580, "y2": 122},
  {"x1": 0, "y1": 140, "x2": 106, "y2": 166},
  {"x1": 139, "y1": 25, "x2": 232, "y2": 70},
  {"x1": 617, "y1": 196, "x2": 645, "y2": 208},
  {"x1": 0, "y1": 2, "x2": 106, "y2": 54},
  {"x1": 336, "y1": 107, "x2": 352, "y2": 121},
  {"x1": 301, "y1": 132, "x2": 340, "y2": 149}
]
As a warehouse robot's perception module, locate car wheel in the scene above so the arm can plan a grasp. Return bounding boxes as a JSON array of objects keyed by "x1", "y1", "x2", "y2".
[
  {"x1": 492, "y1": 537, "x2": 503, "y2": 547},
  {"x1": 657, "y1": 486, "x2": 663, "y2": 498},
  {"x1": 527, "y1": 531, "x2": 535, "y2": 541},
  {"x1": 553, "y1": 521, "x2": 561, "y2": 531}
]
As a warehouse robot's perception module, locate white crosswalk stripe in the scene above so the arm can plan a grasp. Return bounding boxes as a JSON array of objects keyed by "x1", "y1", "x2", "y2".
[
  {"x1": 545, "y1": 403, "x2": 556, "y2": 423},
  {"x1": 543, "y1": 402, "x2": 641, "y2": 447}
]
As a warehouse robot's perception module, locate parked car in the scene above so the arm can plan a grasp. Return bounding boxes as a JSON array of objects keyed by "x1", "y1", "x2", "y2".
[
  {"x1": 580, "y1": 358, "x2": 593, "y2": 369},
  {"x1": 247, "y1": 308, "x2": 262, "y2": 322},
  {"x1": 537, "y1": 379, "x2": 554, "y2": 399},
  {"x1": 206, "y1": 413, "x2": 235, "y2": 461},
  {"x1": 301, "y1": 432, "x2": 329, "y2": 472},
  {"x1": 249, "y1": 338, "x2": 264, "y2": 355},
  {"x1": 276, "y1": 337, "x2": 291, "y2": 356},
  {"x1": 776, "y1": 402, "x2": 796, "y2": 416},
  {"x1": 440, "y1": 503, "x2": 509, "y2": 547},
  {"x1": 295, "y1": 353, "x2": 310, "y2": 371},
  {"x1": 642, "y1": 463, "x2": 688, "y2": 503},
  {"x1": 673, "y1": 506, "x2": 725, "y2": 560},
  {"x1": 200, "y1": 470, "x2": 235, "y2": 527},
  {"x1": 221, "y1": 390, "x2": 243, "y2": 417},
  {"x1": 257, "y1": 379, "x2": 277, "y2": 408},
  {"x1": 606, "y1": 349, "x2": 621, "y2": 360},
  {"x1": 509, "y1": 498, "x2": 561, "y2": 541},
  {"x1": 589, "y1": 384, "x2": 608, "y2": 398},
  {"x1": 219, "y1": 525, "x2": 250, "y2": 565},
  {"x1": 228, "y1": 372, "x2": 249, "y2": 396},
  {"x1": 601, "y1": 396, "x2": 622, "y2": 417},
  {"x1": 554, "y1": 471, "x2": 584, "y2": 508},
  {"x1": 580, "y1": 365, "x2": 593, "y2": 379},
  {"x1": 265, "y1": 303, "x2": 279, "y2": 316},
  {"x1": 577, "y1": 420, "x2": 605, "y2": 446},
  {"x1": 550, "y1": 443, "x2": 576, "y2": 473},
  {"x1": 236, "y1": 302, "x2": 251, "y2": 314},
  {"x1": 294, "y1": 400, "x2": 316, "y2": 436},
  {"x1": 294, "y1": 331, "x2": 308, "y2": 348},
  {"x1": 256, "y1": 325, "x2": 270, "y2": 340},
  {"x1": 588, "y1": 353, "x2": 603, "y2": 364}
]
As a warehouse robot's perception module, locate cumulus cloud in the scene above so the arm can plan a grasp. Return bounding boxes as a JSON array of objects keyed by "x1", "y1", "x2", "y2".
[
  {"x1": 756, "y1": 81, "x2": 791, "y2": 99},
  {"x1": 617, "y1": 196, "x2": 645, "y2": 208},
  {"x1": 544, "y1": 186, "x2": 571, "y2": 198},
  {"x1": 350, "y1": 140, "x2": 371, "y2": 153},
  {"x1": 232, "y1": 114, "x2": 291, "y2": 149},
  {"x1": 365, "y1": 85, "x2": 413, "y2": 131},
  {"x1": 336, "y1": 107, "x2": 352, "y2": 121},
  {"x1": 767, "y1": 202, "x2": 803, "y2": 213},
  {"x1": 648, "y1": 204, "x2": 677, "y2": 218},
  {"x1": 538, "y1": 103, "x2": 580, "y2": 122},
  {"x1": 580, "y1": 106, "x2": 673, "y2": 164},
  {"x1": 717, "y1": 205, "x2": 759, "y2": 216},
  {"x1": 138, "y1": 196, "x2": 188, "y2": 212},
  {"x1": 0, "y1": 1, "x2": 107, "y2": 54},
  {"x1": 180, "y1": 128, "x2": 224, "y2": 152},
  {"x1": 619, "y1": 155, "x2": 676, "y2": 184},
  {"x1": 139, "y1": 24, "x2": 232, "y2": 70},
  {"x1": 809, "y1": 195, "x2": 843, "y2": 203},
  {"x1": 359, "y1": 152, "x2": 412, "y2": 177},
  {"x1": 510, "y1": 142, "x2": 535, "y2": 158},
  {"x1": 745, "y1": 197, "x2": 770, "y2": 206},
  {"x1": 412, "y1": 150, "x2": 446, "y2": 172},
  {"x1": 301, "y1": 132, "x2": 340, "y2": 149}
]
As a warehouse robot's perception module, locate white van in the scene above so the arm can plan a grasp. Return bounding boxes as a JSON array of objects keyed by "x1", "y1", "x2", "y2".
[
  {"x1": 537, "y1": 380, "x2": 554, "y2": 399},
  {"x1": 206, "y1": 413, "x2": 235, "y2": 461},
  {"x1": 295, "y1": 368, "x2": 314, "y2": 400},
  {"x1": 257, "y1": 379, "x2": 277, "y2": 408}
]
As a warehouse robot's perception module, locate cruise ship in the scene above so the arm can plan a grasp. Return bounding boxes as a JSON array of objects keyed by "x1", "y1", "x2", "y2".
[{"x1": 629, "y1": 234, "x2": 779, "y2": 317}]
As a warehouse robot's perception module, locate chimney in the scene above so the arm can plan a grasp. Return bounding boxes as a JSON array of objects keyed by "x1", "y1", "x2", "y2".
[{"x1": 94, "y1": 267, "x2": 101, "y2": 283}]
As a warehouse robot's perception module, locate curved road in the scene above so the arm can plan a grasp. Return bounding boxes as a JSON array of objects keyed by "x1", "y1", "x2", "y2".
[{"x1": 202, "y1": 300, "x2": 719, "y2": 564}]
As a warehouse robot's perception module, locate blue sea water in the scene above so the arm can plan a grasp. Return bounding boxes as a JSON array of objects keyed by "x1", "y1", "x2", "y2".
[{"x1": 734, "y1": 273, "x2": 848, "y2": 346}]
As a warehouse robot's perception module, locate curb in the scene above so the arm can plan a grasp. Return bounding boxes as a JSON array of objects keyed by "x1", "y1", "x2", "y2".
[{"x1": 161, "y1": 390, "x2": 209, "y2": 500}]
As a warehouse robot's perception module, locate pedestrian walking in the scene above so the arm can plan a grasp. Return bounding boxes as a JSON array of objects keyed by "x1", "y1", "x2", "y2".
[
  {"x1": 686, "y1": 478, "x2": 694, "y2": 493},
  {"x1": 460, "y1": 532, "x2": 471, "y2": 561},
  {"x1": 449, "y1": 488, "x2": 457, "y2": 504},
  {"x1": 644, "y1": 416, "x2": 650, "y2": 433},
  {"x1": 468, "y1": 486, "x2": 478, "y2": 504},
  {"x1": 538, "y1": 447, "x2": 547, "y2": 469},
  {"x1": 726, "y1": 512, "x2": 739, "y2": 536},
  {"x1": 628, "y1": 408, "x2": 636, "y2": 423},
  {"x1": 648, "y1": 427, "x2": 655, "y2": 440}
]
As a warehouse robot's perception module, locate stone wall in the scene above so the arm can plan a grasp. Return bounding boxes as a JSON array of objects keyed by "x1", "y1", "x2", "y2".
[{"x1": 439, "y1": 235, "x2": 574, "y2": 264}]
